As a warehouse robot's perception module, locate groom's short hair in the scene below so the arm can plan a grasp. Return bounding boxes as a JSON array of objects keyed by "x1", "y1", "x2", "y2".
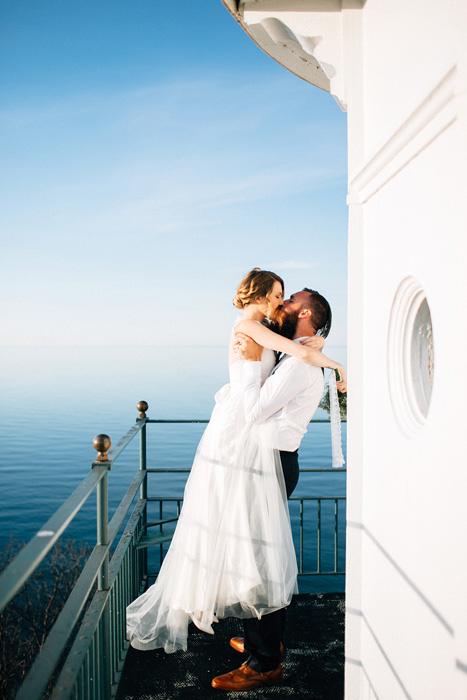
[{"x1": 301, "y1": 289, "x2": 332, "y2": 338}]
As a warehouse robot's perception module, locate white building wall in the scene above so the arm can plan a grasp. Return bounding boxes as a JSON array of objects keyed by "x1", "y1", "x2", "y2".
[
  {"x1": 222, "y1": 0, "x2": 467, "y2": 697},
  {"x1": 360, "y1": 0, "x2": 457, "y2": 161},
  {"x1": 346, "y1": 1, "x2": 467, "y2": 698}
]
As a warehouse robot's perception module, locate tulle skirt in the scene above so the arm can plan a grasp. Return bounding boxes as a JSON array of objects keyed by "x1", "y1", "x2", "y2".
[{"x1": 126, "y1": 384, "x2": 298, "y2": 653}]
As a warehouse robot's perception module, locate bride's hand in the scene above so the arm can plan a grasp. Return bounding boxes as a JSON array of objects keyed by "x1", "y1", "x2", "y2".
[
  {"x1": 299, "y1": 336, "x2": 325, "y2": 351},
  {"x1": 335, "y1": 365, "x2": 347, "y2": 393},
  {"x1": 234, "y1": 332, "x2": 263, "y2": 361}
]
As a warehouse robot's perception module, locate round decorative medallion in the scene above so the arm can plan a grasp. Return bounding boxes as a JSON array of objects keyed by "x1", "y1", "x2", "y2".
[{"x1": 387, "y1": 277, "x2": 434, "y2": 437}]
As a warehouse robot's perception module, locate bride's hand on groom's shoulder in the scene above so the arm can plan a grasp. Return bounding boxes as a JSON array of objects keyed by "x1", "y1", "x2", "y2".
[
  {"x1": 336, "y1": 365, "x2": 347, "y2": 393},
  {"x1": 234, "y1": 332, "x2": 263, "y2": 361},
  {"x1": 299, "y1": 336, "x2": 325, "y2": 351}
]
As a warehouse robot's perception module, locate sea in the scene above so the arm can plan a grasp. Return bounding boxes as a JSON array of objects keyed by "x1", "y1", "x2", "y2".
[{"x1": 0, "y1": 345, "x2": 347, "y2": 594}]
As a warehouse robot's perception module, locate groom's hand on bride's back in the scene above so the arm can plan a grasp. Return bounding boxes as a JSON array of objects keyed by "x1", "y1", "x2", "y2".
[{"x1": 234, "y1": 332, "x2": 264, "y2": 361}]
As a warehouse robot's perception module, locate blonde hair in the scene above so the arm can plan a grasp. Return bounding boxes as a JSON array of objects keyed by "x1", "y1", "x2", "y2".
[{"x1": 233, "y1": 268, "x2": 284, "y2": 309}]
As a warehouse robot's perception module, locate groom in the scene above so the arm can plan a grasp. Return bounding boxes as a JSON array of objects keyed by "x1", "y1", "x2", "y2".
[{"x1": 211, "y1": 288, "x2": 337, "y2": 691}]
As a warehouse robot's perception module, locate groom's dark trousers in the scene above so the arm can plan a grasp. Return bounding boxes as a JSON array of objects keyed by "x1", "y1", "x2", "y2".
[{"x1": 243, "y1": 449, "x2": 299, "y2": 672}]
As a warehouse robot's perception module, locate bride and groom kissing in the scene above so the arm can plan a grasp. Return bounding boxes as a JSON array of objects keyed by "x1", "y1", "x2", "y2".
[{"x1": 127, "y1": 268, "x2": 347, "y2": 692}]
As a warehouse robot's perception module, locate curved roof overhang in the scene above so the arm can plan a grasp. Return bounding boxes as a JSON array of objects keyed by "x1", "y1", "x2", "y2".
[{"x1": 221, "y1": 0, "x2": 363, "y2": 111}]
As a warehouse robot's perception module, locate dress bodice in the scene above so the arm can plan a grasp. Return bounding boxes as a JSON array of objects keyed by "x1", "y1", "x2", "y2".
[{"x1": 229, "y1": 319, "x2": 276, "y2": 390}]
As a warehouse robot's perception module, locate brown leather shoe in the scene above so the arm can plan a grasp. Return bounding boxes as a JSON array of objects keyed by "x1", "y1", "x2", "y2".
[
  {"x1": 229, "y1": 637, "x2": 247, "y2": 654},
  {"x1": 230, "y1": 637, "x2": 285, "y2": 661},
  {"x1": 211, "y1": 661, "x2": 282, "y2": 690}
]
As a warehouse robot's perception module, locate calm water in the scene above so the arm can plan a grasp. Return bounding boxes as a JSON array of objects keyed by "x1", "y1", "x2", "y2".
[{"x1": 0, "y1": 345, "x2": 347, "y2": 593}]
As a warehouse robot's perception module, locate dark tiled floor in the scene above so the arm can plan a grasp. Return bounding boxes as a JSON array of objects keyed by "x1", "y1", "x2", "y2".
[{"x1": 116, "y1": 593, "x2": 344, "y2": 700}]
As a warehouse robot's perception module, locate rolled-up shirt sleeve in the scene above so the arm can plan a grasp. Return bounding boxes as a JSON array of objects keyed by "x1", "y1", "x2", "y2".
[{"x1": 242, "y1": 359, "x2": 310, "y2": 424}]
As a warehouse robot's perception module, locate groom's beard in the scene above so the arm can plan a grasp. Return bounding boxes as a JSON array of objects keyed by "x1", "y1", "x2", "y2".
[{"x1": 268, "y1": 309, "x2": 299, "y2": 339}]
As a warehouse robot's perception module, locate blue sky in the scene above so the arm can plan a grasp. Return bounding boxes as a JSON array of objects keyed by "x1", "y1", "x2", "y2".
[{"x1": 1, "y1": 1, "x2": 348, "y2": 347}]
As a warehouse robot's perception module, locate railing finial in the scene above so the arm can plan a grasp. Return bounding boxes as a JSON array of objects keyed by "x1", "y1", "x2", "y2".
[
  {"x1": 137, "y1": 401, "x2": 148, "y2": 418},
  {"x1": 93, "y1": 434, "x2": 111, "y2": 462}
]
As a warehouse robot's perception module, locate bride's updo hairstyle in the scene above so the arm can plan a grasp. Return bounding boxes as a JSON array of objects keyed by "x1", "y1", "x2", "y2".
[{"x1": 233, "y1": 268, "x2": 284, "y2": 309}]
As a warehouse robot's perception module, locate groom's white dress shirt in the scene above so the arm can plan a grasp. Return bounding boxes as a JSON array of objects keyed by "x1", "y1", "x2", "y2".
[{"x1": 242, "y1": 338, "x2": 325, "y2": 452}]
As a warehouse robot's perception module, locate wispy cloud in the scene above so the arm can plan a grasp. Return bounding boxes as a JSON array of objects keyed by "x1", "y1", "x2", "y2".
[
  {"x1": 2, "y1": 71, "x2": 347, "y2": 242},
  {"x1": 267, "y1": 260, "x2": 315, "y2": 270},
  {"x1": 1, "y1": 70, "x2": 348, "y2": 345}
]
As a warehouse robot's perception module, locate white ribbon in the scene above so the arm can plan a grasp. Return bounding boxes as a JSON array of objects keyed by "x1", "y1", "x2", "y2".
[{"x1": 328, "y1": 370, "x2": 345, "y2": 469}]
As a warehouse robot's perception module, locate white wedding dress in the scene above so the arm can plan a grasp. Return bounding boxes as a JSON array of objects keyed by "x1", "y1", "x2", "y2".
[{"x1": 126, "y1": 344, "x2": 298, "y2": 653}]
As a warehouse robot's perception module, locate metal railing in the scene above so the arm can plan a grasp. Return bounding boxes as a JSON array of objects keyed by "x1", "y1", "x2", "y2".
[
  {"x1": 293, "y1": 496, "x2": 345, "y2": 575},
  {"x1": 0, "y1": 403, "x2": 150, "y2": 700},
  {"x1": 0, "y1": 402, "x2": 346, "y2": 700},
  {"x1": 144, "y1": 473, "x2": 346, "y2": 579}
]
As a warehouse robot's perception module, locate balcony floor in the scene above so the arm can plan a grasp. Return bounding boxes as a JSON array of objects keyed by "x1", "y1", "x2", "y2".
[{"x1": 116, "y1": 592, "x2": 344, "y2": 700}]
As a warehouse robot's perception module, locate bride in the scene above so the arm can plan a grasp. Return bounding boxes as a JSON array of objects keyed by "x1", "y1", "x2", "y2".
[{"x1": 126, "y1": 268, "x2": 346, "y2": 654}]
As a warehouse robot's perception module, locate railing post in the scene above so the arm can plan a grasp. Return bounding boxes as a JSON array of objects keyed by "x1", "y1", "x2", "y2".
[
  {"x1": 334, "y1": 499, "x2": 338, "y2": 573},
  {"x1": 299, "y1": 499, "x2": 304, "y2": 574},
  {"x1": 138, "y1": 402, "x2": 148, "y2": 501},
  {"x1": 93, "y1": 434, "x2": 112, "y2": 698},
  {"x1": 137, "y1": 402, "x2": 148, "y2": 582},
  {"x1": 317, "y1": 499, "x2": 322, "y2": 574}
]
